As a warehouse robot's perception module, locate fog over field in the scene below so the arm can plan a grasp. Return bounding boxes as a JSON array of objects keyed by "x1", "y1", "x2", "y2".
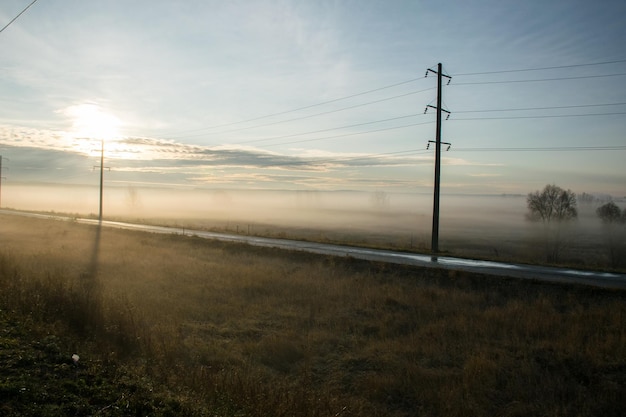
[
  {"x1": 2, "y1": 183, "x2": 529, "y2": 229},
  {"x1": 4, "y1": 183, "x2": 623, "y2": 266}
]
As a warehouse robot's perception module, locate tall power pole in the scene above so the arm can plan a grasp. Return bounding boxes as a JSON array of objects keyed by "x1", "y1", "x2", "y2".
[
  {"x1": 93, "y1": 139, "x2": 109, "y2": 222},
  {"x1": 425, "y1": 63, "x2": 451, "y2": 258},
  {"x1": 99, "y1": 139, "x2": 104, "y2": 222}
]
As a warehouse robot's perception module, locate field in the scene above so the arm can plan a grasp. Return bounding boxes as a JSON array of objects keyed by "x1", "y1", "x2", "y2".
[
  {"x1": 6, "y1": 185, "x2": 626, "y2": 269},
  {"x1": 1, "y1": 213, "x2": 625, "y2": 416}
]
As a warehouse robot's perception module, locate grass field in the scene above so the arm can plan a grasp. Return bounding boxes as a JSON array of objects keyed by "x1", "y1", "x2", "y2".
[{"x1": 1, "y1": 213, "x2": 625, "y2": 416}]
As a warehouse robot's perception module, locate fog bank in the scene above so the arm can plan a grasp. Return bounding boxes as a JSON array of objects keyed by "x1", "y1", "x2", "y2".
[{"x1": 3, "y1": 183, "x2": 622, "y2": 267}]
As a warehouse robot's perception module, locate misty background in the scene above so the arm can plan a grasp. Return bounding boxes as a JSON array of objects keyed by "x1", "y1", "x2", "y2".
[{"x1": 4, "y1": 181, "x2": 623, "y2": 263}]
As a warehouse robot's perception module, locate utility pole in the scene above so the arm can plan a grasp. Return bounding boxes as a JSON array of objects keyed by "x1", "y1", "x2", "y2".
[
  {"x1": 425, "y1": 63, "x2": 451, "y2": 259},
  {"x1": 93, "y1": 139, "x2": 109, "y2": 222},
  {"x1": 99, "y1": 139, "x2": 104, "y2": 222}
]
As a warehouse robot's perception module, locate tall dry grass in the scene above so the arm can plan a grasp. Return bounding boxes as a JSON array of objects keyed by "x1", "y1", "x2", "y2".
[{"x1": 1, "y1": 213, "x2": 625, "y2": 416}]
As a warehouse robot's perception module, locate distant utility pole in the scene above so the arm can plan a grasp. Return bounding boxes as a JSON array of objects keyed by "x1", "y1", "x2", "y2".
[
  {"x1": 93, "y1": 139, "x2": 110, "y2": 222},
  {"x1": 99, "y1": 139, "x2": 104, "y2": 221},
  {"x1": 425, "y1": 63, "x2": 451, "y2": 259}
]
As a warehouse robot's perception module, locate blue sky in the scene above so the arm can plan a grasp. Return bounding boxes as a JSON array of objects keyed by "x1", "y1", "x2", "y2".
[{"x1": 1, "y1": 0, "x2": 625, "y2": 196}]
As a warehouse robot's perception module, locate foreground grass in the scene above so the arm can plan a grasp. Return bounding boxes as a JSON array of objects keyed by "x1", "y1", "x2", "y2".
[
  {"x1": 1, "y1": 213, "x2": 625, "y2": 416},
  {"x1": 0, "y1": 310, "x2": 198, "y2": 416}
]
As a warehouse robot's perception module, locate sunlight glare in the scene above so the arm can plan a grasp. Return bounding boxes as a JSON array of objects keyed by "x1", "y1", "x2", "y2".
[
  {"x1": 64, "y1": 103, "x2": 121, "y2": 142},
  {"x1": 61, "y1": 103, "x2": 123, "y2": 157}
]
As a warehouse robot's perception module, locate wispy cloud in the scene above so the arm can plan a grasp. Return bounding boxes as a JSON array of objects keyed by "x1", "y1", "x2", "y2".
[
  {"x1": 1, "y1": 123, "x2": 442, "y2": 171},
  {"x1": 1, "y1": 122, "x2": 444, "y2": 191}
]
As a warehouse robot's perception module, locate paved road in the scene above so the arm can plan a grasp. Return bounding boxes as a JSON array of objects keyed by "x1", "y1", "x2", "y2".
[{"x1": 3, "y1": 210, "x2": 625, "y2": 290}]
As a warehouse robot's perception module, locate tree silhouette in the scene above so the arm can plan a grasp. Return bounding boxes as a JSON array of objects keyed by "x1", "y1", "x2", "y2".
[
  {"x1": 596, "y1": 201, "x2": 623, "y2": 224},
  {"x1": 526, "y1": 184, "x2": 577, "y2": 223},
  {"x1": 596, "y1": 201, "x2": 626, "y2": 267},
  {"x1": 526, "y1": 184, "x2": 577, "y2": 263}
]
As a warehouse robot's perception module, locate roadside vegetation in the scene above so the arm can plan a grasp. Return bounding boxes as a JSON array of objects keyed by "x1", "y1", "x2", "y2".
[{"x1": 1, "y1": 213, "x2": 625, "y2": 416}]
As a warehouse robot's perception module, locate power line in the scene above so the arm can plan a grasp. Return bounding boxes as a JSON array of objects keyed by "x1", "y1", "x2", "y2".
[
  {"x1": 156, "y1": 59, "x2": 626, "y2": 139},
  {"x1": 238, "y1": 112, "x2": 428, "y2": 145},
  {"x1": 452, "y1": 59, "x2": 626, "y2": 76},
  {"x1": 451, "y1": 112, "x2": 626, "y2": 121},
  {"x1": 266, "y1": 148, "x2": 434, "y2": 168},
  {"x1": 179, "y1": 103, "x2": 624, "y2": 150},
  {"x1": 0, "y1": 0, "x2": 39, "y2": 34},
  {"x1": 453, "y1": 72, "x2": 626, "y2": 86},
  {"x1": 452, "y1": 145, "x2": 626, "y2": 152},
  {"x1": 261, "y1": 121, "x2": 435, "y2": 148},
  {"x1": 159, "y1": 76, "x2": 429, "y2": 137},
  {"x1": 163, "y1": 72, "x2": 625, "y2": 144},
  {"x1": 160, "y1": 105, "x2": 623, "y2": 151},
  {"x1": 331, "y1": 148, "x2": 432, "y2": 161},
  {"x1": 155, "y1": 108, "x2": 624, "y2": 156},
  {"x1": 454, "y1": 102, "x2": 626, "y2": 114},
  {"x1": 308, "y1": 144, "x2": 626, "y2": 167},
  {"x1": 164, "y1": 87, "x2": 435, "y2": 140}
]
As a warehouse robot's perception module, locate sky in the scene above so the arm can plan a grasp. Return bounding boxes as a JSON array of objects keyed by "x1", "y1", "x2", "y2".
[{"x1": 1, "y1": 0, "x2": 625, "y2": 202}]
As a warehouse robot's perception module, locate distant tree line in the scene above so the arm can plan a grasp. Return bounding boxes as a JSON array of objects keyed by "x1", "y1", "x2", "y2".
[
  {"x1": 527, "y1": 184, "x2": 626, "y2": 224},
  {"x1": 526, "y1": 184, "x2": 625, "y2": 266}
]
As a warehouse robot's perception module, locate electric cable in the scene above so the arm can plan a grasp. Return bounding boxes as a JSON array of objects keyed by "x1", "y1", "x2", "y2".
[
  {"x1": 159, "y1": 76, "x2": 430, "y2": 137},
  {"x1": 260, "y1": 121, "x2": 435, "y2": 148},
  {"x1": 237, "y1": 112, "x2": 428, "y2": 145},
  {"x1": 155, "y1": 59, "x2": 626, "y2": 139},
  {"x1": 454, "y1": 102, "x2": 626, "y2": 114},
  {"x1": 452, "y1": 59, "x2": 626, "y2": 76},
  {"x1": 451, "y1": 145, "x2": 626, "y2": 152},
  {"x1": 164, "y1": 87, "x2": 435, "y2": 140},
  {"x1": 450, "y1": 112, "x2": 626, "y2": 121},
  {"x1": 453, "y1": 73, "x2": 626, "y2": 86},
  {"x1": 0, "y1": 0, "x2": 39, "y2": 34}
]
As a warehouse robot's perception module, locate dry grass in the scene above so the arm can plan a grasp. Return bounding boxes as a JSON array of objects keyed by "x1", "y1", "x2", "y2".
[{"x1": 1, "y1": 213, "x2": 625, "y2": 416}]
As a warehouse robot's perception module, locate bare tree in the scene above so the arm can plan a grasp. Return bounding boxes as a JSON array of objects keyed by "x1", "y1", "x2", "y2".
[
  {"x1": 596, "y1": 201, "x2": 626, "y2": 267},
  {"x1": 596, "y1": 201, "x2": 623, "y2": 224},
  {"x1": 526, "y1": 184, "x2": 578, "y2": 263},
  {"x1": 527, "y1": 184, "x2": 577, "y2": 222}
]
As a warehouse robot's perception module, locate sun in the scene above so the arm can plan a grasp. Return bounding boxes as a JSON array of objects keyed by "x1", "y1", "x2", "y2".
[
  {"x1": 64, "y1": 103, "x2": 121, "y2": 140},
  {"x1": 61, "y1": 103, "x2": 123, "y2": 156}
]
